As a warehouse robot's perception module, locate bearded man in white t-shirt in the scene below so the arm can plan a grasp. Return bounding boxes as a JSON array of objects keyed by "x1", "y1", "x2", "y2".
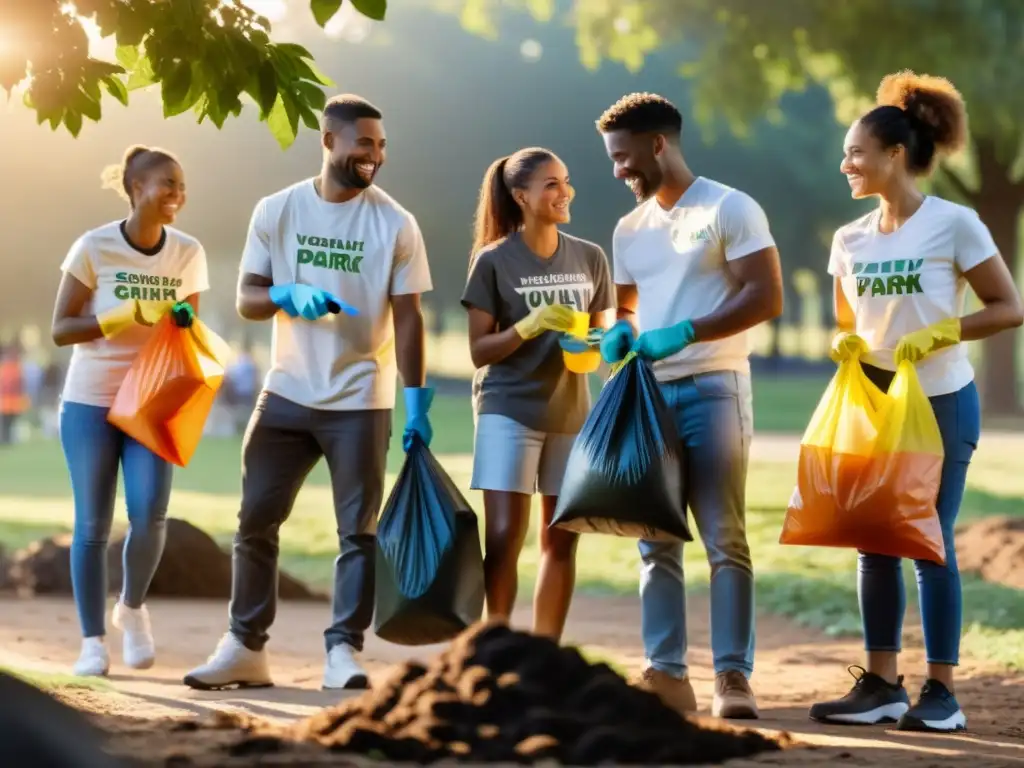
[
  {"x1": 594, "y1": 93, "x2": 784, "y2": 720},
  {"x1": 185, "y1": 94, "x2": 434, "y2": 692}
]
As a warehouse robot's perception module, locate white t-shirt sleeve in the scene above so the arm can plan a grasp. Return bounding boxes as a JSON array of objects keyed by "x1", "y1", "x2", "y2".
[
  {"x1": 827, "y1": 230, "x2": 849, "y2": 277},
  {"x1": 390, "y1": 212, "x2": 433, "y2": 296},
  {"x1": 954, "y1": 206, "x2": 998, "y2": 273},
  {"x1": 611, "y1": 223, "x2": 634, "y2": 285},
  {"x1": 240, "y1": 198, "x2": 273, "y2": 278},
  {"x1": 718, "y1": 191, "x2": 776, "y2": 261},
  {"x1": 183, "y1": 243, "x2": 211, "y2": 297},
  {"x1": 60, "y1": 235, "x2": 97, "y2": 290}
]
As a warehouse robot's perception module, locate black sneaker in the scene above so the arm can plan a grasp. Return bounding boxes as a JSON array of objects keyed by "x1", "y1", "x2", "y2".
[
  {"x1": 808, "y1": 666, "x2": 911, "y2": 725},
  {"x1": 897, "y1": 680, "x2": 966, "y2": 733}
]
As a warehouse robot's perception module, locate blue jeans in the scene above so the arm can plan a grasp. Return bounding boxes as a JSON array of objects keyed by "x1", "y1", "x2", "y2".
[
  {"x1": 858, "y1": 367, "x2": 981, "y2": 665},
  {"x1": 639, "y1": 371, "x2": 755, "y2": 679},
  {"x1": 59, "y1": 401, "x2": 174, "y2": 638}
]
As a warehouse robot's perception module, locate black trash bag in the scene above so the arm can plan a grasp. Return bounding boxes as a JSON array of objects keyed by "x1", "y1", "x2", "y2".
[
  {"x1": 374, "y1": 437, "x2": 485, "y2": 645},
  {"x1": 550, "y1": 354, "x2": 691, "y2": 542}
]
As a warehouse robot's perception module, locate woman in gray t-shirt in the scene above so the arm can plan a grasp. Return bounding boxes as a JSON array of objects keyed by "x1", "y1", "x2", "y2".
[{"x1": 460, "y1": 147, "x2": 613, "y2": 641}]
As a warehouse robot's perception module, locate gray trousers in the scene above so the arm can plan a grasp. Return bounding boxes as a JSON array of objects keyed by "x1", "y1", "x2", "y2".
[{"x1": 228, "y1": 392, "x2": 391, "y2": 653}]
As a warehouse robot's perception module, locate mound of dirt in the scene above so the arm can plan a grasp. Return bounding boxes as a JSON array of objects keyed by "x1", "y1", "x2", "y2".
[
  {"x1": 222, "y1": 622, "x2": 790, "y2": 765},
  {"x1": 956, "y1": 516, "x2": 1024, "y2": 590},
  {"x1": 6, "y1": 518, "x2": 324, "y2": 601}
]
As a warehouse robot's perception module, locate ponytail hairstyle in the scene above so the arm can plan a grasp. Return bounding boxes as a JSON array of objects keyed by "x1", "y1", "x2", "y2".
[
  {"x1": 470, "y1": 147, "x2": 558, "y2": 259},
  {"x1": 859, "y1": 70, "x2": 968, "y2": 177},
  {"x1": 100, "y1": 144, "x2": 180, "y2": 208}
]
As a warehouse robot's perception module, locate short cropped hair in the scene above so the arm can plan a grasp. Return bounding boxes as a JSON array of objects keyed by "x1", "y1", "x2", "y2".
[
  {"x1": 321, "y1": 94, "x2": 382, "y2": 129},
  {"x1": 596, "y1": 92, "x2": 682, "y2": 138}
]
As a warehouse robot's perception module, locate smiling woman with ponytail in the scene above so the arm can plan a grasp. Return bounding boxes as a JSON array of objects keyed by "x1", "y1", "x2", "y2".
[
  {"x1": 49, "y1": 144, "x2": 210, "y2": 680},
  {"x1": 460, "y1": 147, "x2": 613, "y2": 642},
  {"x1": 811, "y1": 71, "x2": 1023, "y2": 733}
]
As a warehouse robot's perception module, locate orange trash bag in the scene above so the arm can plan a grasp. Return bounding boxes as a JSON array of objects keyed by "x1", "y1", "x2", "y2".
[
  {"x1": 107, "y1": 314, "x2": 230, "y2": 468},
  {"x1": 780, "y1": 352, "x2": 946, "y2": 564}
]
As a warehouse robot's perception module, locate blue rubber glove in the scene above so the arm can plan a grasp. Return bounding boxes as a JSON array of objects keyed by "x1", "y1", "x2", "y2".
[
  {"x1": 269, "y1": 283, "x2": 359, "y2": 321},
  {"x1": 633, "y1": 320, "x2": 696, "y2": 362},
  {"x1": 599, "y1": 319, "x2": 635, "y2": 364},
  {"x1": 558, "y1": 327, "x2": 604, "y2": 354},
  {"x1": 403, "y1": 386, "x2": 434, "y2": 452}
]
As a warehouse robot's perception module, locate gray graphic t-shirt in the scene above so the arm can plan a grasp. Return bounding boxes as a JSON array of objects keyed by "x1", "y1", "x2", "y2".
[{"x1": 461, "y1": 231, "x2": 613, "y2": 434}]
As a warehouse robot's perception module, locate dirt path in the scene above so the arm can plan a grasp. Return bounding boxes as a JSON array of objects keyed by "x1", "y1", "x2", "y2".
[{"x1": 2, "y1": 593, "x2": 1023, "y2": 766}]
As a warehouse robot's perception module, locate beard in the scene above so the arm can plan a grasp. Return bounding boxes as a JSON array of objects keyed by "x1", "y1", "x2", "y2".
[
  {"x1": 328, "y1": 157, "x2": 374, "y2": 189},
  {"x1": 625, "y1": 168, "x2": 660, "y2": 202}
]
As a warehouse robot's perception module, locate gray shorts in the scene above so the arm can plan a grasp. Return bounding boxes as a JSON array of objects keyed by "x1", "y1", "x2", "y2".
[{"x1": 470, "y1": 413, "x2": 577, "y2": 497}]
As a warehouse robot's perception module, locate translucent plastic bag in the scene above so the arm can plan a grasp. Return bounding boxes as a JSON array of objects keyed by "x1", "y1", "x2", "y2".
[
  {"x1": 550, "y1": 352, "x2": 691, "y2": 542},
  {"x1": 374, "y1": 436, "x2": 485, "y2": 645},
  {"x1": 107, "y1": 314, "x2": 229, "y2": 468},
  {"x1": 780, "y1": 354, "x2": 946, "y2": 564}
]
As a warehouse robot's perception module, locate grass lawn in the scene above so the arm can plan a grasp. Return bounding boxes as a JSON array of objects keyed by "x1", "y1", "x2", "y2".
[{"x1": 2, "y1": 373, "x2": 1023, "y2": 669}]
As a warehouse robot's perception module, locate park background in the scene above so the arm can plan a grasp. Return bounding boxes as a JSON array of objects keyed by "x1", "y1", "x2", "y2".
[{"x1": 1, "y1": 0, "x2": 1023, "y2": 702}]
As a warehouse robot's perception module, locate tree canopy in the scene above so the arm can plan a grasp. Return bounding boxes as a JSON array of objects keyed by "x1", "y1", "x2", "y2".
[{"x1": 1, "y1": 0, "x2": 387, "y2": 149}]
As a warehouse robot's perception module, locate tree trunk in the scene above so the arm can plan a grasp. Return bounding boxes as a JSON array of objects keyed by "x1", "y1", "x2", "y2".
[{"x1": 972, "y1": 139, "x2": 1023, "y2": 418}]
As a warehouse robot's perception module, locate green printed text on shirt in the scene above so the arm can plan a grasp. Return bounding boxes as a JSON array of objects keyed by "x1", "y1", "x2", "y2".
[
  {"x1": 114, "y1": 272, "x2": 182, "y2": 301},
  {"x1": 296, "y1": 234, "x2": 364, "y2": 275},
  {"x1": 853, "y1": 259, "x2": 924, "y2": 297}
]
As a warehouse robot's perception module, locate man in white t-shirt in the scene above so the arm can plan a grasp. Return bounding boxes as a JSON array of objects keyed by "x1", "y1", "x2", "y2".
[
  {"x1": 185, "y1": 94, "x2": 434, "y2": 692},
  {"x1": 594, "y1": 93, "x2": 784, "y2": 720}
]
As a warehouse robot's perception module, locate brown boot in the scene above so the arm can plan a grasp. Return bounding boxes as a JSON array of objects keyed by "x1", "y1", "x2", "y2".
[
  {"x1": 712, "y1": 670, "x2": 759, "y2": 719},
  {"x1": 632, "y1": 667, "x2": 698, "y2": 715}
]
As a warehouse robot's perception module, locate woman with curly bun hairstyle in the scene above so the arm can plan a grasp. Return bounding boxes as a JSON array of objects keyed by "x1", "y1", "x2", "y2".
[{"x1": 810, "y1": 72, "x2": 1023, "y2": 733}]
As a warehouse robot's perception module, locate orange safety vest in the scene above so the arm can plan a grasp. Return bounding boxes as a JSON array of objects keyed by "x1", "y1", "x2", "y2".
[{"x1": 0, "y1": 359, "x2": 29, "y2": 415}]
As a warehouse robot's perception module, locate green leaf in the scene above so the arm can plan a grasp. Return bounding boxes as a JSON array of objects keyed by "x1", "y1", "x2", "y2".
[
  {"x1": 126, "y1": 57, "x2": 157, "y2": 90},
  {"x1": 299, "y1": 102, "x2": 320, "y2": 131},
  {"x1": 65, "y1": 109, "x2": 83, "y2": 137},
  {"x1": 115, "y1": 5, "x2": 150, "y2": 47},
  {"x1": 102, "y1": 75, "x2": 129, "y2": 106},
  {"x1": 74, "y1": 89, "x2": 102, "y2": 122},
  {"x1": 295, "y1": 80, "x2": 327, "y2": 112},
  {"x1": 267, "y1": 94, "x2": 298, "y2": 149},
  {"x1": 350, "y1": 0, "x2": 387, "y2": 22},
  {"x1": 115, "y1": 45, "x2": 140, "y2": 70},
  {"x1": 161, "y1": 60, "x2": 194, "y2": 115},
  {"x1": 256, "y1": 61, "x2": 279, "y2": 117},
  {"x1": 311, "y1": 0, "x2": 344, "y2": 27}
]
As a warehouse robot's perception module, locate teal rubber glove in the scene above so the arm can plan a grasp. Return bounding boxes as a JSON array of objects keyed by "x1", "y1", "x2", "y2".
[
  {"x1": 558, "y1": 327, "x2": 604, "y2": 354},
  {"x1": 599, "y1": 320, "x2": 635, "y2": 363},
  {"x1": 633, "y1": 320, "x2": 696, "y2": 362},
  {"x1": 403, "y1": 386, "x2": 434, "y2": 452},
  {"x1": 269, "y1": 283, "x2": 359, "y2": 321}
]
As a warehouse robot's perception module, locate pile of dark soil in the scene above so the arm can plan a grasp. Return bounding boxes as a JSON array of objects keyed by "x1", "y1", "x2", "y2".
[
  {"x1": 5, "y1": 518, "x2": 323, "y2": 601},
  {"x1": 227, "y1": 622, "x2": 789, "y2": 765},
  {"x1": 956, "y1": 516, "x2": 1024, "y2": 590}
]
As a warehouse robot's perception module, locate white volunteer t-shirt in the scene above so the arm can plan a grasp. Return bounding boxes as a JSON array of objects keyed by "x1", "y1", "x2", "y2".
[
  {"x1": 613, "y1": 176, "x2": 776, "y2": 382},
  {"x1": 60, "y1": 221, "x2": 210, "y2": 407},
  {"x1": 829, "y1": 195, "x2": 997, "y2": 397},
  {"x1": 240, "y1": 179, "x2": 433, "y2": 411}
]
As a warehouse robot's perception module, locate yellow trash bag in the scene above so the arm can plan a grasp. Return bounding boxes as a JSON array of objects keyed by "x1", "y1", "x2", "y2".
[{"x1": 780, "y1": 351, "x2": 946, "y2": 564}]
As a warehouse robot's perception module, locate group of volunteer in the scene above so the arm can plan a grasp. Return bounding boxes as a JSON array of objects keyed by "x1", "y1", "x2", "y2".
[{"x1": 51, "y1": 72, "x2": 1022, "y2": 737}]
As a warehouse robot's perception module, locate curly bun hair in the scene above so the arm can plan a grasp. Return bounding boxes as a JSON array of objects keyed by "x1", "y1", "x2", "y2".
[{"x1": 876, "y1": 70, "x2": 968, "y2": 157}]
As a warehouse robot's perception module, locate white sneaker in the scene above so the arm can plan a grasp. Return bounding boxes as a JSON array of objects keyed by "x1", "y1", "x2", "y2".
[
  {"x1": 73, "y1": 637, "x2": 110, "y2": 677},
  {"x1": 183, "y1": 632, "x2": 273, "y2": 690},
  {"x1": 111, "y1": 602, "x2": 155, "y2": 670},
  {"x1": 322, "y1": 643, "x2": 369, "y2": 690}
]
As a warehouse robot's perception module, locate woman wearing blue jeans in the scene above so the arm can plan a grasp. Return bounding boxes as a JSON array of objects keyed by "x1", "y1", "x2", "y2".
[
  {"x1": 811, "y1": 72, "x2": 1023, "y2": 732},
  {"x1": 51, "y1": 145, "x2": 210, "y2": 676}
]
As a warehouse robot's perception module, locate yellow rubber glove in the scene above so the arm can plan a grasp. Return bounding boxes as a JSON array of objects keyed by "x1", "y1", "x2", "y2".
[
  {"x1": 514, "y1": 304, "x2": 576, "y2": 340},
  {"x1": 137, "y1": 300, "x2": 175, "y2": 326},
  {"x1": 894, "y1": 318, "x2": 962, "y2": 365},
  {"x1": 96, "y1": 301, "x2": 143, "y2": 339},
  {"x1": 829, "y1": 332, "x2": 869, "y2": 363}
]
